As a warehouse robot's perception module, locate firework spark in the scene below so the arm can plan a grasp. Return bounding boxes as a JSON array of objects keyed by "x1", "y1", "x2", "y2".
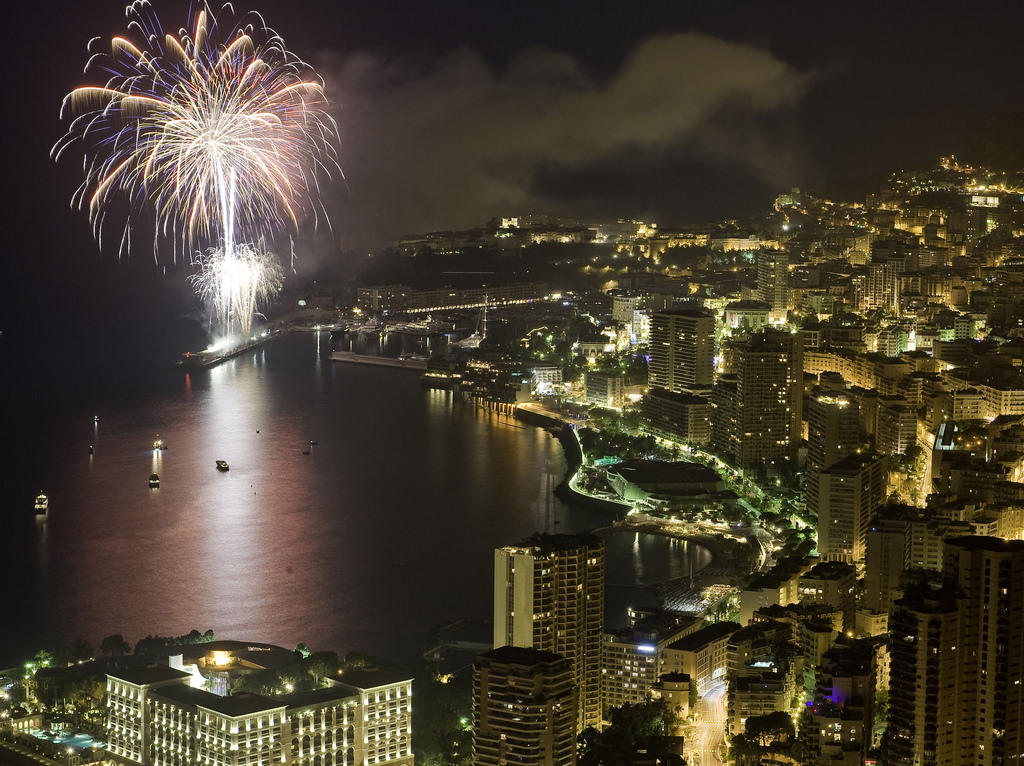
[
  {"x1": 189, "y1": 242, "x2": 283, "y2": 338},
  {"x1": 53, "y1": 0, "x2": 340, "y2": 260}
]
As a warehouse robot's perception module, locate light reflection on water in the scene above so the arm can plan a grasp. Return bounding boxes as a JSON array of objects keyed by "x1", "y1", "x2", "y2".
[{"x1": 12, "y1": 332, "x2": 708, "y2": 662}]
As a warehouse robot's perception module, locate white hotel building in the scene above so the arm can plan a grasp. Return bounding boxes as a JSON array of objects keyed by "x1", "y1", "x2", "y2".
[{"x1": 104, "y1": 662, "x2": 412, "y2": 766}]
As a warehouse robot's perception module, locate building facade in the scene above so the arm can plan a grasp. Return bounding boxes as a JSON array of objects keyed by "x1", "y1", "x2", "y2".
[
  {"x1": 648, "y1": 309, "x2": 716, "y2": 394},
  {"x1": 713, "y1": 329, "x2": 803, "y2": 475},
  {"x1": 815, "y1": 452, "x2": 888, "y2": 565},
  {"x1": 105, "y1": 663, "x2": 413, "y2": 766},
  {"x1": 493, "y1": 533, "x2": 605, "y2": 733},
  {"x1": 472, "y1": 646, "x2": 576, "y2": 766},
  {"x1": 886, "y1": 536, "x2": 1024, "y2": 765}
]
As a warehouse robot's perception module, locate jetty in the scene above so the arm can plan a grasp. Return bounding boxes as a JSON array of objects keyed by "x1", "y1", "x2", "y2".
[
  {"x1": 176, "y1": 330, "x2": 285, "y2": 369},
  {"x1": 329, "y1": 351, "x2": 428, "y2": 370}
]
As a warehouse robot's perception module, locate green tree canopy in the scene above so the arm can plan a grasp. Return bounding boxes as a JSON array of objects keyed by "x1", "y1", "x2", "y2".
[{"x1": 578, "y1": 699, "x2": 678, "y2": 766}]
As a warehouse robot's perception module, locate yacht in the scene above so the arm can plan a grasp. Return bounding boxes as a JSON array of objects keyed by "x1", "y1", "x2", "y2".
[{"x1": 451, "y1": 302, "x2": 487, "y2": 349}]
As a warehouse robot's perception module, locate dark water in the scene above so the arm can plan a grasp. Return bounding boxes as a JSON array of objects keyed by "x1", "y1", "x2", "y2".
[{"x1": 1, "y1": 326, "x2": 708, "y2": 666}]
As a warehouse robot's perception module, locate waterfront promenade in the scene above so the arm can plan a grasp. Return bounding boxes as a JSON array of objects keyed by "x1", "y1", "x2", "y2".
[{"x1": 516, "y1": 402, "x2": 768, "y2": 612}]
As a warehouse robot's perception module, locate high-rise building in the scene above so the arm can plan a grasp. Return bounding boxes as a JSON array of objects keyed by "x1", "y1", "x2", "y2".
[
  {"x1": 712, "y1": 329, "x2": 802, "y2": 474},
  {"x1": 494, "y1": 533, "x2": 605, "y2": 733},
  {"x1": 815, "y1": 452, "x2": 888, "y2": 565},
  {"x1": 473, "y1": 646, "x2": 577, "y2": 766},
  {"x1": 876, "y1": 397, "x2": 918, "y2": 455},
  {"x1": 756, "y1": 249, "x2": 789, "y2": 322},
  {"x1": 886, "y1": 536, "x2": 1024, "y2": 765},
  {"x1": 648, "y1": 308, "x2": 716, "y2": 394},
  {"x1": 805, "y1": 391, "x2": 862, "y2": 519},
  {"x1": 862, "y1": 507, "x2": 974, "y2": 623},
  {"x1": 640, "y1": 388, "x2": 712, "y2": 446},
  {"x1": 941, "y1": 536, "x2": 1024, "y2": 762},
  {"x1": 806, "y1": 392, "x2": 862, "y2": 474}
]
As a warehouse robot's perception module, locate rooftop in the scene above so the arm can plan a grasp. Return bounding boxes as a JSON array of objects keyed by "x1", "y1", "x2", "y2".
[
  {"x1": 666, "y1": 621, "x2": 741, "y2": 652},
  {"x1": 334, "y1": 668, "x2": 414, "y2": 692},
  {"x1": 477, "y1": 645, "x2": 567, "y2": 666},
  {"x1": 107, "y1": 663, "x2": 190, "y2": 687}
]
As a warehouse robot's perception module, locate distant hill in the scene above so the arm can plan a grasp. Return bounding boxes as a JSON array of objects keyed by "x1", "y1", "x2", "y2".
[{"x1": 960, "y1": 112, "x2": 1024, "y2": 171}]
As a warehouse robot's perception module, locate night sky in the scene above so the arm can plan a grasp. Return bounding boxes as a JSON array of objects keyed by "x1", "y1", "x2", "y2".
[{"x1": 3, "y1": 0, "x2": 1023, "y2": 312}]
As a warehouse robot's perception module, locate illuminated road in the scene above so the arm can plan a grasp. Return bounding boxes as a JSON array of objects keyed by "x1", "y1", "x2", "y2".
[{"x1": 689, "y1": 681, "x2": 728, "y2": 766}]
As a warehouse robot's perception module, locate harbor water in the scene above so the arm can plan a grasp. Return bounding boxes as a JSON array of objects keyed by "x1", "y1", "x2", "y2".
[{"x1": 1, "y1": 328, "x2": 709, "y2": 665}]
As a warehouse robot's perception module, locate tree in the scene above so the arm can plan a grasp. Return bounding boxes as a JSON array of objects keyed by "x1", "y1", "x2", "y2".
[
  {"x1": 304, "y1": 651, "x2": 340, "y2": 688},
  {"x1": 71, "y1": 637, "x2": 94, "y2": 663},
  {"x1": 412, "y1": 670, "x2": 473, "y2": 766},
  {"x1": 730, "y1": 710, "x2": 796, "y2": 765},
  {"x1": 744, "y1": 710, "x2": 794, "y2": 747},
  {"x1": 99, "y1": 635, "x2": 131, "y2": 657},
  {"x1": 578, "y1": 699, "x2": 678, "y2": 766}
]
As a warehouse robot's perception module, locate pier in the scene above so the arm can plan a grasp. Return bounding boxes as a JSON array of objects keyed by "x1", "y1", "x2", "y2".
[
  {"x1": 176, "y1": 330, "x2": 287, "y2": 369},
  {"x1": 329, "y1": 351, "x2": 428, "y2": 370}
]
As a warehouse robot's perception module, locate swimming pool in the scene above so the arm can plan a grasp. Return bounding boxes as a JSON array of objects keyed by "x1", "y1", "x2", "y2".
[{"x1": 29, "y1": 729, "x2": 106, "y2": 753}]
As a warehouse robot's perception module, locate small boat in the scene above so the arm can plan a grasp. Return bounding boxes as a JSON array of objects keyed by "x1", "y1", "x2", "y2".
[
  {"x1": 149, "y1": 474, "x2": 160, "y2": 488},
  {"x1": 153, "y1": 436, "x2": 165, "y2": 450},
  {"x1": 34, "y1": 492, "x2": 49, "y2": 514},
  {"x1": 216, "y1": 460, "x2": 229, "y2": 472}
]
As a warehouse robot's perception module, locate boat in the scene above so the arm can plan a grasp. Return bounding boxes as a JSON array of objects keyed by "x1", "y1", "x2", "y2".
[
  {"x1": 149, "y1": 474, "x2": 160, "y2": 488},
  {"x1": 348, "y1": 317, "x2": 383, "y2": 334},
  {"x1": 450, "y1": 331, "x2": 482, "y2": 350},
  {"x1": 34, "y1": 492, "x2": 48, "y2": 515},
  {"x1": 216, "y1": 460, "x2": 229, "y2": 471},
  {"x1": 153, "y1": 436, "x2": 166, "y2": 450},
  {"x1": 451, "y1": 302, "x2": 487, "y2": 349}
]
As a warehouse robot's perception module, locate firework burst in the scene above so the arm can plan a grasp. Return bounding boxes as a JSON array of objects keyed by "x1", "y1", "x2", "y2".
[
  {"x1": 53, "y1": 0, "x2": 340, "y2": 260},
  {"x1": 189, "y1": 241, "x2": 283, "y2": 339}
]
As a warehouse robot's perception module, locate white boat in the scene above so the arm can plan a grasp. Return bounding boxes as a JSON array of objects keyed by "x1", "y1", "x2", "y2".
[
  {"x1": 450, "y1": 331, "x2": 482, "y2": 349},
  {"x1": 349, "y1": 318, "x2": 383, "y2": 333},
  {"x1": 451, "y1": 303, "x2": 487, "y2": 349},
  {"x1": 34, "y1": 492, "x2": 48, "y2": 514}
]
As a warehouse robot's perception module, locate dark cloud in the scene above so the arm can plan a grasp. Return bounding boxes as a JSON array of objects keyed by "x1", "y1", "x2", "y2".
[{"x1": 321, "y1": 32, "x2": 812, "y2": 246}]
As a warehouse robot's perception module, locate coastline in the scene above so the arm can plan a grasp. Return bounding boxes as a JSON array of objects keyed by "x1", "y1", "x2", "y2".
[{"x1": 515, "y1": 402, "x2": 756, "y2": 609}]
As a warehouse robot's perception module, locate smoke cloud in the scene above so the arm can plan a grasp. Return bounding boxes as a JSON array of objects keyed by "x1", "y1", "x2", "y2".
[{"x1": 320, "y1": 32, "x2": 812, "y2": 247}]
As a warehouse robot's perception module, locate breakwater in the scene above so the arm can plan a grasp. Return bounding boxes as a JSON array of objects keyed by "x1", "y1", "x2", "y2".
[{"x1": 328, "y1": 351, "x2": 428, "y2": 370}]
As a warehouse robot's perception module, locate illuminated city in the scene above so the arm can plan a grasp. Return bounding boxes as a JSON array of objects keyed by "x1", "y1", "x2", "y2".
[{"x1": 3, "y1": 2, "x2": 1024, "y2": 766}]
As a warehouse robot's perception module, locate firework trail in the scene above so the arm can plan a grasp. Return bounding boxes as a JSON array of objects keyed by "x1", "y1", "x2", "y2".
[
  {"x1": 189, "y1": 242, "x2": 283, "y2": 338},
  {"x1": 53, "y1": 0, "x2": 340, "y2": 262}
]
